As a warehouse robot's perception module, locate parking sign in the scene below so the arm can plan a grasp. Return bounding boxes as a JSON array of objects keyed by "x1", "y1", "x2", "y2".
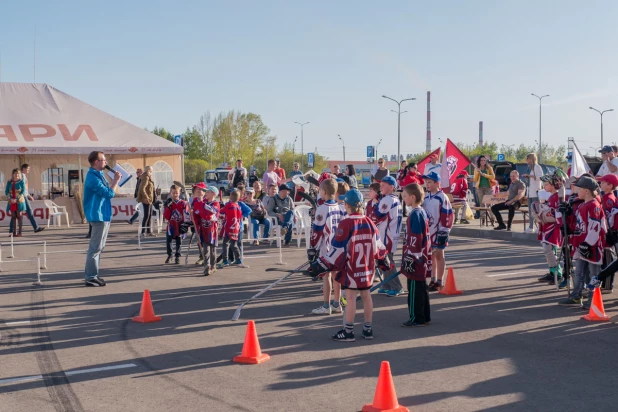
[
  {"x1": 497, "y1": 153, "x2": 505, "y2": 162},
  {"x1": 367, "y1": 146, "x2": 374, "y2": 157},
  {"x1": 307, "y1": 153, "x2": 314, "y2": 168}
]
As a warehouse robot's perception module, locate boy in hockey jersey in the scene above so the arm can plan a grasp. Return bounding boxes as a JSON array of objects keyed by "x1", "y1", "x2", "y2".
[
  {"x1": 374, "y1": 175, "x2": 404, "y2": 297},
  {"x1": 309, "y1": 189, "x2": 391, "y2": 341},
  {"x1": 559, "y1": 175, "x2": 606, "y2": 308},
  {"x1": 536, "y1": 174, "x2": 566, "y2": 287},
  {"x1": 588, "y1": 174, "x2": 618, "y2": 291},
  {"x1": 190, "y1": 183, "x2": 206, "y2": 265},
  {"x1": 401, "y1": 183, "x2": 432, "y2": 326},
  {"x1": 163, "y1": 185, "x2": 191, "y2": 264},
  {"x1": 422, "y1": 171, "x2": 454, "y2": 292},
  {"x1": 365, "y1": 183, "x2": 381, "y2": 225},
  {"x1": 217, "y1": 190, "x2": 243, "y2": 268},
  {"x1": 192, "y1": 184, "x2": 220, "y2": 276},
  {"x1": 452, "y1": 171, "x2": 470, "y2": 225},
  {"x1": 309, "y1": 178, "x2": 345, "y2": 315}
]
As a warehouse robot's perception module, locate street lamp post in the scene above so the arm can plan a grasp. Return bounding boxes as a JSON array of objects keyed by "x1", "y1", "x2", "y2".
[
  {"x1": 375, "y1": 138, "x2": 383, "y2": 163},
  {"x1": 338, "y1": 134, "x2": 346, "y2": 162},
  {"x1": 294, "y1": 121, "x2": 310, "y2": 170},
  {"x1": 382, "y1": 95, "x2": 416, "y2": 164},
  {"x1": 292, "y1": 136, "x2": 298, "y2": 165},
  {"x1": 531, "y1": 93, "x2": 549, "y2": 163},
  {"x1": 589, "y1": 107, "x2": 614, "y2": 148}
]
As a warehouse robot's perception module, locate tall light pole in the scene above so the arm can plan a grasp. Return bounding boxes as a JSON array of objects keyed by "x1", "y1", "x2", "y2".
[
  {"x1": 589, "y1": 107, "x2": 614, "y2": 148},
  {"x1": 338, "y1": 134, "x2": 346, "y2": 162},
  {"x1": 292, "y1": 136, "x2": 298, "y2": 165},
  {"x1": 382, "y1": 95, "x2": 416, "y2": 163},
  {"x1": 531, "y1": 93, "x2": 549, "y2": 163},
  {"x1": 375, "y1": 138, "x2": 383, "y2": 163},
  {"x1": 294, "y1": 121, "x2": 310, "y2": 170}
]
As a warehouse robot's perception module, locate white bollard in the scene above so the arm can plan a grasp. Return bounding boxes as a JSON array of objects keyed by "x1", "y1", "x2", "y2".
[
  {"x1": 9, "y1": 234, "x2": 14, "y2": 258},
  {"x1": 42, "y1": 242, "x2": 47, "y2": 269},
  {"x1": 33, "y1": 256, "x2": 42, "y2": 286}
]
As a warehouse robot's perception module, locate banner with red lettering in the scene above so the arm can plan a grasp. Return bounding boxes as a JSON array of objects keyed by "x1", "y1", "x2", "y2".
[
  {"x1": 416, "y1": 148, "x2": 441, "y2": 175},
  {"x1": 440, "y1": 139, "x2": 471, "y2": 194}
]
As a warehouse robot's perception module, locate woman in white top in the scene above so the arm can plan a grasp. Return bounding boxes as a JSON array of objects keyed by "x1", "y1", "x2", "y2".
[{"x1": 522, "y1": 153, "x2": 543, "y2": 232}]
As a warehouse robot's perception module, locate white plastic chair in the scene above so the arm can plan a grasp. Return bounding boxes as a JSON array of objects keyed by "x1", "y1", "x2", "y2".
[
  {"x1": 43, "y1": 200, "x2": 70, "y2": 228},
  {"x1": 293, "y1": 205, "x2": 312, "y2": 247},
  {"x1": 134, "y1": 203, "x2": 162, "y2": 234}
]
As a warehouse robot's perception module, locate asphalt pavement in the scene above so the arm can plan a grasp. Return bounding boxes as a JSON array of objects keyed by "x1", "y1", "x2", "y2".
[{"x1": 1, "y1": 223, "x2": 617, "y2": 412}]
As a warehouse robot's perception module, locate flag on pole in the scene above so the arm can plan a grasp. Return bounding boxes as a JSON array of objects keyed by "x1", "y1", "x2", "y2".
[
  {"x1": 440, "y1": 139, "x2": 471, "y2": 194},
  {"x1": 416, "y1": 147, "x2": 441, "y2": 176},
  {"x1": 570, "y1": 142, "x2": 590, "y2": 178}
]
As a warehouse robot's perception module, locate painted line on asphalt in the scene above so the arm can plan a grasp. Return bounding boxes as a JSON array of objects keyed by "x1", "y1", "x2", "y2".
[
  {"x1": 5, "y1": 320, "x2": 30, "y2": 326},
  {"x1": 486, "y1": 270, "x2": 540, "y2": 277},
  {"x1": 0, "y1": 363, "x2": 137, "y2": 386}
]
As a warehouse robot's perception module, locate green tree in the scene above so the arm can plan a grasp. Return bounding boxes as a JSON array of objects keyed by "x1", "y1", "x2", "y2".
[
  {"x1": 151, "y1": 126, "x2": 175, "y2": 142},
  {"x1": 184, "y1": 159, "x2": 209, "y2": 183}
]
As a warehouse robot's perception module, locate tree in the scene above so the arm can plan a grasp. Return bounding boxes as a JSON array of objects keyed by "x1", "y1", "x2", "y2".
[
  {"x1": 184, "y1": 159, "x2": 209, "y2": 183},
  {"x1": 151, "y1": 126, "x2": 175, "y2": 142}
]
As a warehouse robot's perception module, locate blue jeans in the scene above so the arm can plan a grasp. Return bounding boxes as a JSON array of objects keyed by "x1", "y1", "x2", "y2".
[
  {"x1": 278, "y1": 210, "x2": 294, "y2": 243},
  {"x1": 250, "y1": 216, "x2": 271, "y2": 239},
  {"x1": 571, "y1": 259, "x2": 601, "y2": 299},
  {"x1": 10, "y1": 198, "x2": 39, "y2": 232},
  {"x1": 85, "y1": 221, "x2": 110, "y2": 280}
]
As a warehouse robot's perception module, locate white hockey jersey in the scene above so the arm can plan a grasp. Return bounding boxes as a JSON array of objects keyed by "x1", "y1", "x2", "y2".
[{"x1": 374, "y1": 193, "x2": 402, "y2": 254}]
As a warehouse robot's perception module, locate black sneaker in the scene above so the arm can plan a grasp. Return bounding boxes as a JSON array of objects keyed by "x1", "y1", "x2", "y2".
[
  {"x1": 203, "y1": 266, "x2": 211, "y2": 276},
  {"x1": 362, "y1": 329, "x2": 374, "y2": 340},
  {"x1": 402, "y1": 320, "x2": 426, "y2": 327},
  {"x1": 165, "y1": 256, "x2": 171, "y2": 264},
  {"x1": 538, "y1": 273, "x2": 553, "y2": 282},
  {"x1": 558, "y1": 297, "x2": 582, "y2": 306},
  {"x1": 460, "y1": 219, "x2": 470, "y2": 224},
  {"x1": 126, "y1": 220, "x2": 134, "y2": 225},
  {"x1": 547, "y1": 276, "x2": 563, "y2": 286},
  {"x1": 332, "y1": 328, "x2": 355, "y2": 342},
  {"x1": 494, "y1": 225, "x2": 507, "y2": 231},
  {"x1": 35, "y1": 227, "x2": 45, "y2": 233},
  {"x1": 174, "y1": 256, "x2": 180, "y2": 264},
  {"x1": 428, "y1": 281, "x2": 443, "y2": 292},
  {"x1": 85, "y1": 277, "x2": 106, "y2": 287}
]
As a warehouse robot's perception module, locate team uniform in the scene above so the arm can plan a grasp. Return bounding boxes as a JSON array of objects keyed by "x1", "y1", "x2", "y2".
[
  {"x1": 365, "y1": 198, "x2": 379, "y2": 225},
  {"x1": 374, "y1": 193, "x2": 403, "y2": 292},
  {"x1": 422, "y1": 190, "x2": 454, "y2": 249},
  {"x1": 601, "y1": 193, "x2": 618, "y2": 233},
  {"x1": 450, "y1": 175, "x2": 469, "y2": 222},
  {"x1": 192, "y1": 198, "x2": 220, "y2": 270},
  {"x1": 219, "y1": 202, "x2": 243, "y2": 264},
  {"x1": 163, "y1": 199, "x2": 191, "y2": 261},
  {"x1": 401, "y1": 207, "x2": 432, "y2": 325},
  {"x1": 323, "y1": 214, "x2": 387, "y2": 290},
  {"x1": 537, "y1": 192, "x2": 564, "y2": 281},
  {"x1": 311, "y1": 200, "x2": 345, "y2": 257}
]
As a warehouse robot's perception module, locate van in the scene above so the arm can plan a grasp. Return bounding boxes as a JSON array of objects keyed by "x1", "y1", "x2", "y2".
[
  {"x1": 490, "y1": 162, "x2": 559, "y2": 190},
  {"x1": 204, "y1": 167, "x2": 232, "y2": 195}
]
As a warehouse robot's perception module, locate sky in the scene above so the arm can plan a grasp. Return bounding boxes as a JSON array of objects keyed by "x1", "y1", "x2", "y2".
[{"x1": 1, "y1": 0, "x2": 618, "y2": 160}]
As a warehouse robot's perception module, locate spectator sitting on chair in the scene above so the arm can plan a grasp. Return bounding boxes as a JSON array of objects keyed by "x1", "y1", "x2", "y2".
[{"x1": 491, "y1": 170, "x2": 526, "y2": 231}]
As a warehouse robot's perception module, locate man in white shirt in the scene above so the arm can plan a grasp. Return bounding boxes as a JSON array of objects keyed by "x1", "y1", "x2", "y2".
[
  {"x1": 522, "y1": 153, "x2": 543, "y2": 233},
  {"x1": 423, "y1": 153, "x2": 442, "y2": 176},
  {"x1": 595, "y1": 145, "x2": 618, "y2": 178}
]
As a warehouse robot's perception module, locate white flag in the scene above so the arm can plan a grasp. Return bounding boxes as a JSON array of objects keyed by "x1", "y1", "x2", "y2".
[{"x1": 571, "y1": 142, "x2": 590, "y2": 177}]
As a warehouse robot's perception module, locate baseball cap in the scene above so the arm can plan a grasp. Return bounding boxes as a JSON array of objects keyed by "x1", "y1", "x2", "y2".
[
  {"x1": 278, "y1": 184, "x2": 289, "y2": 192},
  {"x1": 422, "y1": 171, "x2": 441, "y2": 182},
  {"x1": 206, "y1": 186, "x2": 219, "y2": 196},
  {"x1": 246, "y1": 187, "x2": 255, "y2": 193},
  {"x1": 599, "y1": 145, "x2": 613, "y2": 153},
  {"x1": 335, "y1": 178, "x2": 345, "y2": 183},
  {"x1": 339, "y1": 188, "x2": 363, "y2": 207},
  {"x1": 573, "y1": 175, "x2": 599, "y2": 191},
  {"x1": 599, "y1": 174, "x2": 618, "y2": 187},
  {"x1": 381, "y1": 176, "x2": 397, "y2": 186},
  {"x1": 457, "y1": 170, "x2": 468, "y2": 177},
  {"x1": 192, "y1": 182, "x2": 207, "y2": 190}
]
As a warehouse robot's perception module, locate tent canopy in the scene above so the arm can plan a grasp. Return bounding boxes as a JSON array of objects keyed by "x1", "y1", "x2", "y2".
[{"x1": 0, "y1": 83, "x2": 183, "y2": 155}]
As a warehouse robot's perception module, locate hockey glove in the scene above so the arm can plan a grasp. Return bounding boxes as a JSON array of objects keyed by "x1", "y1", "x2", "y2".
[
  {"x1": 376, "y1": 254, "x2": 393, "y2": 271},
  {"x1": 164, "y1": 198, "x2": 173, "y2": 208},
  {"x1": 606, "y1": 230, "x2": 618, "y2": 247},
  {"x1": 578, "y1": 242, "x2": 592, "y2": 260},
  {"x1": 435, "y1": 230, "x2": 449, "y2": 247},
  {"x1": 307, "y1": 247, "x2": 318, "y2": 263},
  {"x1": 179, "y1": 222, "x2": 190, "y2": 235},
  {"x1": 309, "y1": 258, "x2": 330, "y2": 279}
]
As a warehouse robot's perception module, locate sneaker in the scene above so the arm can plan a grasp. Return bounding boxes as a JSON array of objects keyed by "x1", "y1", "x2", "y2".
[
  {"x1": 311, "y1": 305, "x2": 332, "y2": 315},
  {"x1": 216, "y1": 261, "x2": 230, "y2": 269},
  {"x1": 253, "y1": 240, "x2": 260, "y2": 246},
  {"x1": 331, "y1": 304, "x2": 343, "y2": 314},
  {"x1": 586, "y1": 276, "x2": 601, "y2": 290},
  {"x1": 232, "y1": 259, "x2": 243, "y2": 265},
  {"x1": 402, "y1": 320, "x2": 426, "y2": 327},
  {"x1": 428, "y1": 281, "x2": 443, "y2": 292},
  {"x1": 547, "y1": 276, "x2": 563, "y2": 286},
  {"x1": 147, "y1": 233, "x2": 157, "y2": 237},
  {"x1": 506, "y1": 227, "x2": 512, "y2": 231},
  {"x1": 35, "y1": 227, "x2": 45, "y2": 233},
  {"x1": 494, "y1": 225, "x2": 507, "y2": 231},
  {"x1": 203, "y1": 266, "x2": 211, "y2": 276},
  {"x1": 362, "y1": 329, "x2": 374, "y2": 340},
  {"x1": 524, "y1": 227, "x2": 534, "y2": 233},
  {"x1": 195, "y1": 257, "x2": 204, "y2": 265},
  {"x1": 377, "y1": 288, "x2": 389, "y2": 295},
  {"x1": 460, "y1": 219, "x2": 470, "y2": 224},
  {"x1": 174, "y1": 256, "x2": 180, "y2": 264},
  {"x1": 454, "y1": 219, "x2": 459, "y2": 225},
  {"x1": 165, "y1": 256, "x2": 172, "y2": 264},
  {"x1": 558, "y1": 297, "x2": 582, "y2": 306},
  {"x1": 210, "y1": 265, "x2": 217, "y2": 274},
  {"x1": 127, "y1": 220, "x2": 134, "y2": 225},
  {"x1": 558, "y1": 277, "x2": 568, "y2": 289},
  {"x1": 387, "y1": 289, "x2": 404, "y2": 297},
  {"x1": 85, "y1": 277, "x2": 106, "y2": 287},
  {"x1": 538, "y1": 273, "x2": 553, "y2": 282},
  {"x1": 331, "y1": 328, "x2": 355, "y2": 342},
  {"x1": 284, "y1": 241, "x2": 290, "y2": 247}
]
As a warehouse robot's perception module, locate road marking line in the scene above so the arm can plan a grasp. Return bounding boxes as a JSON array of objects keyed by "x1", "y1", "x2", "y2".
[
  {"x1": 0, "y1": 363, "x2": 137, "y2": 386},
  {"x1": 487, "y1": 270, "x2": 540, "y2": 277},
  {"x1": 5, "y1": 321, "x2": 30, "y2": 326}
]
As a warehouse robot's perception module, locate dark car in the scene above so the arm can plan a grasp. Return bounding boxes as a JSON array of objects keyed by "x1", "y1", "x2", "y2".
[{"x1": 490, "y1": 161, "x2": 560, "y2": 191}]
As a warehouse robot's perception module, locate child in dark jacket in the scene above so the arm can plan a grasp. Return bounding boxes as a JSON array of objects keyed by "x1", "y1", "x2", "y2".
[
  {"x1": 218, "y1": 190, "x2": 243, "y2": 268},
  {"x1": 163, "y1": 184, "x2": 191, "y2": 264}
]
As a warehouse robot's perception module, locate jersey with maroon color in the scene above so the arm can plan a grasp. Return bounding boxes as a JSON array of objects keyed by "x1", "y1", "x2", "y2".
[
  {"x1": 401, "y1": 207, "x2": 432, "y2": 281},
  {"x1": 323, "y1": 214, "x2": 387, "y2": 289},
  {"x1": 374, "y1": 193, "x2": 402, "y2": 254},
  {"x1": 163, "y1": 199, "x2": 191, "y2": 238},
  {"x1": 220, "y1": 202, "x2": 242, "y2": 241},
  {"x1": 365, "y1": 199, "x2": 379, "y2": 225},
  {"x1": 450, "y1": 177, "x2": 468, "y2": 200},
  {"x1": 192, "y1": 198, "x2": 220, "y2": 246},
  {"x1": 537, "y1": 192, "x2": 564, "y2": 248},
  {"x1": 572, "y1": 198, "x2": 606, "y2": 264},
  {"x1": 311, "y1": 200, "x2": 346, "y2": 257},
  {"x1": 602, "y1": 193, "x2": 618, "y2": 231}
]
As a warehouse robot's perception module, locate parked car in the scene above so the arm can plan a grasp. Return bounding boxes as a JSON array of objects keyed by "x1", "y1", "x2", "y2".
[
  {"x1": 490, "y1": 161, "x2": 560, "y2": 191},
  {"x1": 204, "y1": 167, "x2": 232, "y2": 195}
]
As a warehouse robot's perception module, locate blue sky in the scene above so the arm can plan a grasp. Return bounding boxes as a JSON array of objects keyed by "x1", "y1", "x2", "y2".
[{"x1": 2, "y1": 1, "x2": 617, "y2": 160}]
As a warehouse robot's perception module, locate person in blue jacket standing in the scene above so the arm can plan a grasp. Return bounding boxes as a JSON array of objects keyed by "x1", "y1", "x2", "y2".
[{"x1": 83, "y1": 151, "x2": 121, "y2": 287}]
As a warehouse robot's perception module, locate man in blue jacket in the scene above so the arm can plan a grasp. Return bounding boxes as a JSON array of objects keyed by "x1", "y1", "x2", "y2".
[{"x1": 83, "y1": 151, "x2": 121, "y2": 286}]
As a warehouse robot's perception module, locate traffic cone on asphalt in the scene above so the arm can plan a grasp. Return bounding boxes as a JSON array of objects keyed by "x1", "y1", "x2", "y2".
[
  {"x1": 438, "y1": 267, "x2": 463, "y2": 295},
  {"x1": 582, "y1": 288, "x2": 610, "y2": 322},
  {"x1": 233, "y1": 320, "x2": 270, "y2": 364},
  {"x1": 362, "y1": 361, "x2": 409, "y2": 412},
  {"x1": 132, "y1": 290, "x2": 162, "y2": 323}
]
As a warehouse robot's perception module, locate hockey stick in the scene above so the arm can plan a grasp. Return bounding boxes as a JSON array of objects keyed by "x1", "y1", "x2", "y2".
[
  {"x1": 184, "y1": 232, "x2": 194, "y2": 265},
  {"x1": 356, "y1": 270, "x2": 401, "y2": 302},
  {"x1": 231, "y1": 261, "x2": 311, "y2": 321}
]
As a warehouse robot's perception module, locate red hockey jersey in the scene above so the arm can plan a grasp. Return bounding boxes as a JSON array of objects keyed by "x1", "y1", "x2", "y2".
[
  {"x1": 537, "y1": 192, "x2": 564, "y2": 248},
  {"x1": 572, "y1": 198, "x2": 606, "y2": 264},
  {"x1": 220, "y1": 202, "x2": 242, "y2": 241},
  {"x1": 192, "y1": 198, "x2": 220, "y2": 246},
  {"x1": 602, "y1": 193, "x2": 618, "y2": 232},
  {"x1": 450, "y1": 177, "x2": 468, "y2": 200},
  {"x1": 401, "y1": 172, "x2": 424, "y2": 188},
  {"x1": 323, "y1": 214, "x2": 387, "y2": 289},
  {"x1": 365, "y1": 199, "x2": 379, "y2": 225},
  {"x1": 164, "y1": 199, "x2": 191, "y2": 238},
  {"x1": 401, "y1": 207, "x2": 432, "y2": 281}
]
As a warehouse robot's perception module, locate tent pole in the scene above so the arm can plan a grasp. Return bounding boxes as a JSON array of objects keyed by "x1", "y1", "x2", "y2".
[{"x1": 181, "y1": 154, "x2": 185, "y2": 185}]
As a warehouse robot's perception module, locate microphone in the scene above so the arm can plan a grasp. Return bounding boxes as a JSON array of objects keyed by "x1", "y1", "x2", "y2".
[{"x1": 104, "y1": 165, "x2": 113, "y2": 172}]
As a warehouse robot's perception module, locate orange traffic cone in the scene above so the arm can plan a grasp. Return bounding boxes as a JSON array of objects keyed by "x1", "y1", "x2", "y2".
[
  {"x1": 438, "y1": 267, "x2": 463, "y2": 295},
  {"x1": 233, "y1": 320, "x2": 270, "y2": 364},
  {"x1": 582, "y1": 288, "x2": 610, "y2": 322},
  {"x1": 362, "y1": 361, "x2": 409, "y2": 412},
  {"x1": 132, "y1": 290, "x2": 162, "y2": 323}
]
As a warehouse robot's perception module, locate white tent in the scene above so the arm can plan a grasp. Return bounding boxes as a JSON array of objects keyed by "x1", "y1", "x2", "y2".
[{"x1": 0, "y1": 83, "x2": 184, "y2": 197}]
